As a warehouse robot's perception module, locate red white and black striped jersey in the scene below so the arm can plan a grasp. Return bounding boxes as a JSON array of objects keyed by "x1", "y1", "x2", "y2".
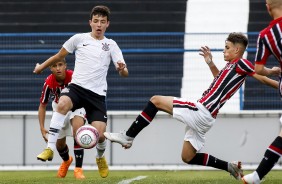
[
  {"x1": 198, "y1": 59, "x2": 255, "y2": 118},
  {"x1": 255, "y1": 17, "x2": 282, "y2": 67},
  {"x1": 39, "y1": 70, "x2": 73, "y2": 105}
]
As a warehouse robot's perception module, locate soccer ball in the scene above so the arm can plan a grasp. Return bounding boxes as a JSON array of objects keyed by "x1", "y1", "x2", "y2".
[{"x1": 75, "y1": 125, "x2": 99, "y2": 149}]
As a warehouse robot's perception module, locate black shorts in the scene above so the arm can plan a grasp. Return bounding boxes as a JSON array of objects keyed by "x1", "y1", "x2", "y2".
[{"x1": 60, "y1": 83, "x2": 107, "y2": 124}]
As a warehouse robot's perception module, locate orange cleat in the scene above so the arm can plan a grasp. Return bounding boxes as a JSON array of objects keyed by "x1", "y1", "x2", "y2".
[
  {"x1": 74, "y1": 167, "x2": 85, "y2": 179},
  {"x1": 57, "y1": 156, "x2": 73, "y2": 178}
]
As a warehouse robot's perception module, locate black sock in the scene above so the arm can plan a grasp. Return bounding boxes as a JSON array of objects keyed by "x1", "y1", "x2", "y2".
[
  {"x1": 58, "y1": 145, "x2": 69, "y2": 161},
  {"x1": 188, "y1": 153, "x2": 228, "y2": 171},
  {"x1": 74, "y1": 139, "x2": 84, "y2": 168},
  {"x1": 126, "y1": 101, "x2": 158, "y2": 138},
  {"x1": 256, "y1": 136, "x2": 282, "y2": 180}
]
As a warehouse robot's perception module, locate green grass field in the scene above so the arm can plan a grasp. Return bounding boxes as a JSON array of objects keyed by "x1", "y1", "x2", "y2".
[{"x1": 0, "y1": 170, "x2": 281, "y2": 184}]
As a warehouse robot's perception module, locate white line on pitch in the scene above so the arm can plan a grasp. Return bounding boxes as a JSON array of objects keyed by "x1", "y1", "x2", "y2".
[{"x1": 117, "y1": 176, "x2": 148, "y2": 184}]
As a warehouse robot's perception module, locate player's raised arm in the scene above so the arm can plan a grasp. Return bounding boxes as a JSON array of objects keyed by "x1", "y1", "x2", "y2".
[
  {"x1": 33, "y1": 47, "x2": 69, "y2": 74},
  {"x1": 199, "y1": 46, "x2": 220, "y2": 77}
]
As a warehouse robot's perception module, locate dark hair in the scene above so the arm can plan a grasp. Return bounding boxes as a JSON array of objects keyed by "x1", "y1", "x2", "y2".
[
  {"x1": 226, "y1": 32, "x2": 248, "y2": 49},
  {"x1": 90, "y1": 5, "x2": 110, "y2": 21}
]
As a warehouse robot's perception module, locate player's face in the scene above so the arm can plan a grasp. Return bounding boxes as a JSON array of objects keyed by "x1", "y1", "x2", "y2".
[
  {"x1": 223, "y1": 41, "x2": 238, "y2": 62},
  {"x1": 89, "y1": 15, "x2": 109, "y2": 40},
  {"x1": 50, "y1": 61, "x2": 66, "y2": 79}
]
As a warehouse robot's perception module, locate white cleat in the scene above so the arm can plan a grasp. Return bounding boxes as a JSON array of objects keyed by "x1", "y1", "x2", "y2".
[
  {"x1": 242, "y1": 171, "x2": 261, "y2": 184},
  {"x1": 228, "y1": 161, "x2": 243, "y2": 180},
  {"x1": 104, "y1": 132, "x2": 134, "y2": 149}
]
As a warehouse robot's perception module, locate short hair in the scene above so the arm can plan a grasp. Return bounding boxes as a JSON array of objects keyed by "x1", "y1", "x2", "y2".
[
  {"x1": 226, "y1": 32, "x2": 248, "y2": 50},
  {"x1": 90, "y1": 5, "x2": 110, "y2": 21},
  {"x1": 267, "y1": 0, "x2": 282, "y2": 9},
  {"x1": 50, "y1": 58, "x2": 66, "y2": 68}
]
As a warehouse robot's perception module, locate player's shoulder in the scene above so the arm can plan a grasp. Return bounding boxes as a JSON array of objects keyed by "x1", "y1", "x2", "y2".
[
  {"x1": 69, "y1": 32, "x2": 90, "y2": 42},
  {"x1": 236, "y1": 59, "x2": 254, "y2": 70},
  {"x1": 103, "y1": 36, "x2": 117, "y2": 45},
  {"x1": 45, "y1": 74, "x2": 55, "y2": 83},
  {"x1": 66, "y1": 69, "x2": 73, "y2": 75},
  {"x1": 45, "y1": 73, "x2": 55, "y2": 84}
]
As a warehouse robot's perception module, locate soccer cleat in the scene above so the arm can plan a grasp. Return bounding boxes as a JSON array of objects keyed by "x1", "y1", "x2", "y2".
[
  {"x1": 37, "y1": 147, "x2": 54, "y2": 161},
  {"x1": 242, "y1": 171, "x2": 261, "y2": 184},
  {"x1": 228, "y1": 161, "x2": 243, "y2": 180},
  {"x1": 104, "y1": 132, "x2": 134, "y2": 149},
  {"x1": 57, "y1": 156, "x2": 73, "y2": 178},
  {"x1": 96, "y1": 156, "x2": 109, "y2": 178},
  {"x1": 74, "y1": 167, "x2": 85, "y2": 179}
]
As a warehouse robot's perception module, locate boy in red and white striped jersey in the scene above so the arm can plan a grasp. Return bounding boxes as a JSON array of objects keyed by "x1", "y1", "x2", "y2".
[
  {"x1": 242, "y1": 0, "x2": 282, "y2": 183},
  {"x1": 105, "y1": 32, "x2": 279, "y2": 181}
]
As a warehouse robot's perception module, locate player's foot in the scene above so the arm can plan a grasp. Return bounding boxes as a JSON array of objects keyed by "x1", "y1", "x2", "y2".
[
  {"x1": 228, "y1": 161, "x2": 243, "y2": 180},
  {"x1": 242, "y1": 171, "x2": 261, "y2": 184},
  {"x1": 96, "y1": 156, "x2": 109, "y2": 178},
  {"x1": 74, "y1": 167, "x2": 85, "y2": 179},
  {"x1": 104, "y1": 132, "x2": 134, "y2": 149},
  {"x1": 57, "y1": 156, "x2": 73, "y2": 178},
  {"x1": 37, "y1": 147, "x2": 53, "y2": 161}
]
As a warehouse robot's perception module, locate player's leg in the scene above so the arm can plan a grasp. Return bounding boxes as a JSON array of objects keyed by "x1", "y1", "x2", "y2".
[
  {"x1": 176, "y1": 102, "x2": 242, "y2": 180},
  {"x1": 71, "y1": 110, "x2": 86, "y2": 179},
  {"x1": 242, "y1": 130, "x2": 282, "y2": 184},
  {"x1": 56, "y1": 136, "x2": 73, "y2": 178},
  {"x1": 104, "y1": 95, "x2": 173, "y2": 148},
  {"x1": 92, "y1": 120, "x2": 108, "y2": 178},
  {"x1": 182, "y1": 138, "x2": 243, "y2": 180},
  {"x1": 37, "y1": 95, "x2": 73, "y2": 161}
]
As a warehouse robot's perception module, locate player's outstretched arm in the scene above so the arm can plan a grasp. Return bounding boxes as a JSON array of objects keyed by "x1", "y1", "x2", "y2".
[
  {"x1": 199, "y1": 46, "x2": 220, "y2": 77},
  {"x1": 252, "y1": 73, "x2": 279, "y2": 89},
  {"x1": 255, "y1": 64, "x2": 281, "y2": 77},
  {"x1": 33, "y1": 47, "x2": 69, "y2": 74}
]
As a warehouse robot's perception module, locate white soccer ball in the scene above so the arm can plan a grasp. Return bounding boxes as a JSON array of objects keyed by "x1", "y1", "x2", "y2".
[{"x1": 75, "y1": 125, "x2": 99, "y2": 149}]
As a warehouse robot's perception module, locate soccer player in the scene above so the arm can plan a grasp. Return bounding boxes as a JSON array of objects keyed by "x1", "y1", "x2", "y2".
[
  {"x1": 104, "y1": 32, "x2": 279, "y2": 180},
  {"x1": 34, "y1": 5, "x2": 128, "y2": 178},
  {"x1": 242, "y1": 0, "x2": 282, "y2": 183},
  {"x1": 38, "y1": 59, "x2": 86, "y2": 179}
]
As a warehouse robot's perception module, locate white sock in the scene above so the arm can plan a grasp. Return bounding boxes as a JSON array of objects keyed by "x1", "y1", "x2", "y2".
[
  {"x1": 47, "y1": 112, "x2": 66, "y2": 151},
  {"x1": 96, "y1": 140, "x2": 107, "y2": 158},
  {"x1": 253, "y1": 171, "x2": 260, "y2": 183}
]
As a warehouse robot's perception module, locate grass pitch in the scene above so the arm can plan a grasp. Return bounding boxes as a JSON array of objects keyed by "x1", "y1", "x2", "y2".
[{"x1": 0, "y1": 170, "x2": 281, "y2": 184}]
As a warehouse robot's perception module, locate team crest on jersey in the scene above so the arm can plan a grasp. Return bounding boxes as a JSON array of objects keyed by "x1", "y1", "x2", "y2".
[{"x1": 102, "y1": 43, "x2": 110, "y2": 51}]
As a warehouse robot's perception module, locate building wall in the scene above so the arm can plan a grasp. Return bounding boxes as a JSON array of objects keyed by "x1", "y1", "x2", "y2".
[{"x1": 1, "y1": 111, "x2": 281, "y2": 166}]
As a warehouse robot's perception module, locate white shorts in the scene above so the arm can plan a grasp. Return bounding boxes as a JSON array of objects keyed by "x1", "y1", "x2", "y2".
[
  {"x1": 173, "y1": 97, "x2": 215, "y2": 151},
  {"x1": 52, "y1": 101, "x2": 86, "y2": 139}
]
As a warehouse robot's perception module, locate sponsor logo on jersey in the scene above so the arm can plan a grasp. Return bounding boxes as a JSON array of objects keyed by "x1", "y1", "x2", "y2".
[{"x1": 83, "y1": 43, "x2": 90, "y2": 46}]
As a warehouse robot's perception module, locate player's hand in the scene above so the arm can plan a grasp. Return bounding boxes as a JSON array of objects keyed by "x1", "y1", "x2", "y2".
[
  {"x1": 199, "y1": 46, "x2": 213, "y2": 64},
  {"x1": 33, "y1": 63, "x2": 43, "y2": 74},
  {"x1": 116, "y1": 61, "x2": 126, "y2": 72},
  {"x1": 40, "y1": 128, "x2": 49, "y2": 142}
]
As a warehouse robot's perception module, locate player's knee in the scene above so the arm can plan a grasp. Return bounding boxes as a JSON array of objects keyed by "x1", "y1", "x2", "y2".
[
  {"x1": 57, "y1": 99, "x2": 72, "y2": 114},
  {"x1": 181, "y1": 154, "x2": 193, "y2": 164},
  {"x1": 150, "y1": 95, "x2": 162, "y2": 107}
]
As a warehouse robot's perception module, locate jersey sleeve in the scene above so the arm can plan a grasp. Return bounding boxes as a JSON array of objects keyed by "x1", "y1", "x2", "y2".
[
  {"x1": 110, "y1": 40, "x2": 125, "y2": 64},
  {"x1": 39, "y1": 81, "x2": 51, "y2": 105},
  {"x1": 255, "y1": 33, "x2": 271, "y2": 65},
  {"x1": 236, "y1": 59, "x2": 255, "y2": 76},
  {"x1": 63, "y1": 34, "x2": 80, "y2": 54}
]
